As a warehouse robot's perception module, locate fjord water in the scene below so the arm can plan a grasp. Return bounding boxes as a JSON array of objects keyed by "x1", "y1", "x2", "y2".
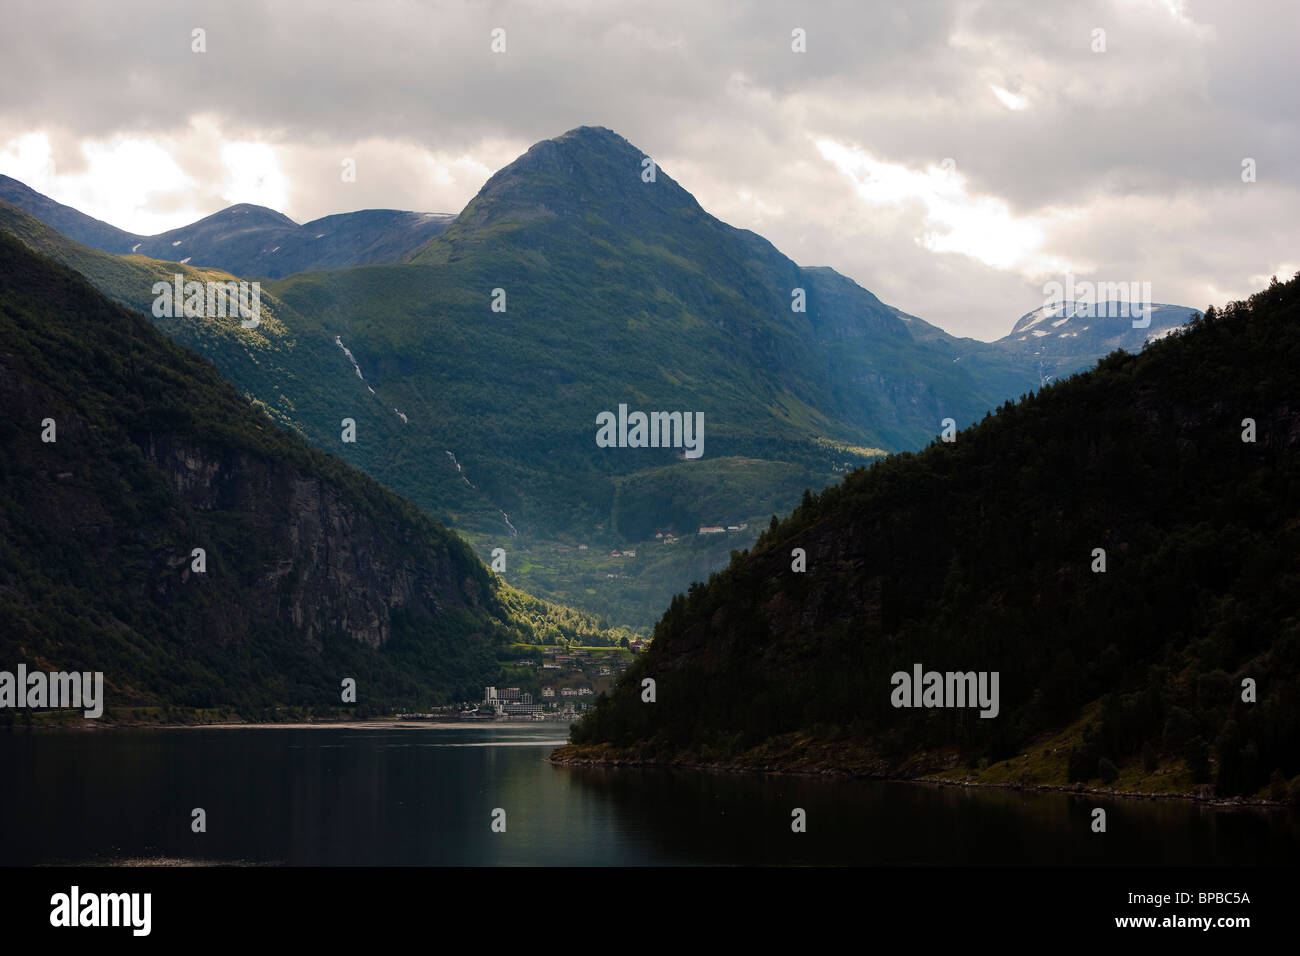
[{"x1": 1, "y1": 725, "x2": 1295, "y2": 866}]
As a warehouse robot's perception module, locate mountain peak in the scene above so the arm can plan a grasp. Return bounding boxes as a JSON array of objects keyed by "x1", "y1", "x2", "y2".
[
  {"x1": 184, "y1": 203, "x2": 299, "y2": 232},
  {"x1": 1005, "y1": 301, "x2": 1198, "y2": 338},
  {"x1": 514, "y1": 125, "x2": 642, "y2": 167},
  {"x1": 553, "y1": 124, "x2": 631, "y2": 147},
  {"x1": 442, "y1": 126, "x2": 702, "y2": 237}
]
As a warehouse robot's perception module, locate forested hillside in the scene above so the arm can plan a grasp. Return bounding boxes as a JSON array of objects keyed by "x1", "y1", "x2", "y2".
[{"x1": 563, "y1": 274, "x2": 1300, "y2": 799}]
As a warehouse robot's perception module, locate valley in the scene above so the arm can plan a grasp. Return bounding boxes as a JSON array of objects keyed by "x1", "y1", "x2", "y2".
[{"x1": 0, "y1": 126, "x2": 1201, "y2": 631}]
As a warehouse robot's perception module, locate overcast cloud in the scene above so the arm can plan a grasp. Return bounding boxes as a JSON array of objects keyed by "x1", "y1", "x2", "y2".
[{"x1": 0, "y1": 0, "x2": 1294, "y2": 339}]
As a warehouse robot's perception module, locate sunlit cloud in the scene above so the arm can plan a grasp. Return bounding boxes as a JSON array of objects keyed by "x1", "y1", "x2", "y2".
[
  {"x1": 816, "y1": 138, "x2": 1074, "y2": 276},
  {"x1": 0, "y1": 130, "x2": 198, "y2": 234},
  {"x1": 0, "y1": 132, "x2": 55, "y2": 186},
  {"x1": 989, "y1": 84, "x2": 1028, "y2": 111},
  {"x1": 219, "y1": 142, "x2": 289, "y2": 212}
]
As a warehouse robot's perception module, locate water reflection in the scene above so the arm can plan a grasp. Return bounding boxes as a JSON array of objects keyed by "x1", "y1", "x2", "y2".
[{"x1": 0, "y1": 727, "x2": 1294, "y2": 866}]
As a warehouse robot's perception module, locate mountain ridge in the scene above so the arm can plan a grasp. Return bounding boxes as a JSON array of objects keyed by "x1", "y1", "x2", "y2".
[{"x1": 0, "y1": 173, "x2": 455, "y2": 278}]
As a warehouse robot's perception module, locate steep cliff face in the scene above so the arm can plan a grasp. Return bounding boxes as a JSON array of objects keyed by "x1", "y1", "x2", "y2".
[
  {"x1": 135, "y1": 432, "x2": 489, "y2": 650},
  {"x1": 0, "y1": 232, "x2": 512, "y2": 710}
]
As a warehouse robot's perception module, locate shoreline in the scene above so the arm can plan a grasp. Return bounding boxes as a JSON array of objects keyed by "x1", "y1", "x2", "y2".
[
  {"x1": 5, "y1": 717, "x2": 575, "y2": 732},
  {"x1": 170, "y1": 720, "x2": 570, "y2": 730},
  {"x1": 546, "y1": 751, "x2": 1293, "y2": 809}
]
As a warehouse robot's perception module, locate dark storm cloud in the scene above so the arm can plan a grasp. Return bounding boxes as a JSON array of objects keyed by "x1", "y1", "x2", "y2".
[{"x1": 0, "y1": 0, "x2": 1294, "y2": 338}]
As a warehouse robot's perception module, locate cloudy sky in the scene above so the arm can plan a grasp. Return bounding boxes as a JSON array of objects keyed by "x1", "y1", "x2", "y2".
[{"x1": 1, "y1": 0, "x2": 1294, "y2": 339}]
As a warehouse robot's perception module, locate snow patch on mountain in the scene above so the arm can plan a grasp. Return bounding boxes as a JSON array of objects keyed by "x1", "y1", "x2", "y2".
[
  {"x1": 1019, "y1": 306, "x2": 1055, "y2": 330},
  {"x1": 1006, "y1": 302, "x2": 1198, "y2": 345}
]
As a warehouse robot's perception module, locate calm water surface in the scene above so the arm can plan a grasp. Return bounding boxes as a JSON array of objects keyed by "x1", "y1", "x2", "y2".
[{"x1": 1, "y1": 725, "x2": 1296, "y2": 866}]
